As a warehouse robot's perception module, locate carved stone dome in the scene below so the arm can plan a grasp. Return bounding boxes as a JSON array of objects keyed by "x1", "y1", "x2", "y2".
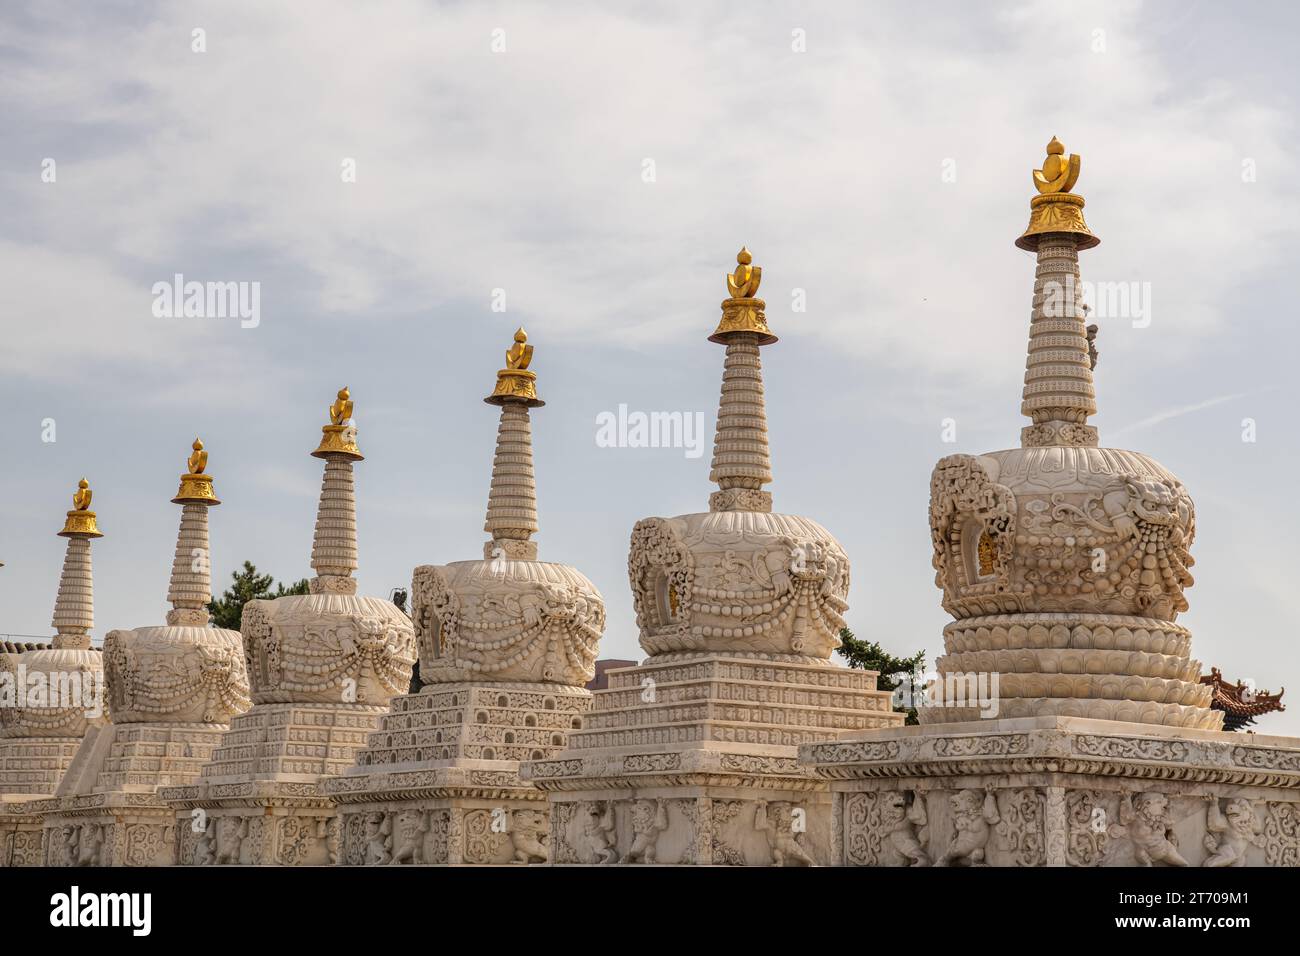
[
  {"x1": 628, "y1": 510, "x2": 849, "y2": 658},
  {"x1": 412, "y1": 559, "x2": 605, "y2": 686},
  {"x1": 242, "y1": 593, "x2": 416, "y2": 706},
  {"x1": 930, "y1": 445, "x2": 1195, "y2": 622},
  {"x1": 103, "y1": 625, "x2": 248, "y2": 724},
  {"x1": 0, "y1": 647, "x2": 104, "y2": 738}
]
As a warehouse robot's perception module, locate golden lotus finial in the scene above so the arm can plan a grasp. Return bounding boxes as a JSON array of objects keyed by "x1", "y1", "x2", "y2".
[
  {"x1": 506, "y1": 327, "x2": 534, "y2": 371},
  {"x1": 1033, "y1": 136, "x2": 1081, "y2": 195},
  {"x1": 188, "y1": 438, "x2": 208, "y2": 475},
  {"x1": 329, "y1": 387, "x2": 353, "y2": 426},
  {"x1": 60, "y1": 477, "x2": 103, "y2": 536},
  {"x1": 174, "y1": 439, "x2": 221, "y2": 505},
  {"x1": 727, "y1": 247, "x2": 762, "y2": 299}
]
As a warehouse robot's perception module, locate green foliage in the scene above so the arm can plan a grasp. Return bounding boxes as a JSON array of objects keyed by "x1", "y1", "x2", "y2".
[
  {"x1": 836, "y1": 626, "x2": 926, "y2": 725},
  {"x1": 207, "y1": 560, "x2": 310, "y2": 631}
]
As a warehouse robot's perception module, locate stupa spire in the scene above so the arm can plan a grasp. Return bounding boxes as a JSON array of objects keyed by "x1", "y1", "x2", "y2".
[
  {"x1": 309, "y1": 386, "x2": 362, "y2": 594},
  {"x1": 52, "y1": 477, "x2": 103, "y2": 650},
  {"x1": 708, "y1": 247, "x2": 775, "y2": 513},
  {"x1": 1016, "y1": 137, "x2": 1102, "y2": 448},
  {"x1": 483, "y1": 327, "x2": 543, "y2": 560},
  {"x1": 166, "y1": 438, "x2": 220, "y2": 625}
]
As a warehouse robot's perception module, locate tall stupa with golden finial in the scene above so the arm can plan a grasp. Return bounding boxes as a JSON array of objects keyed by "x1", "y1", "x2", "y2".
[
  {"x1": 39, "y1": 443, "x2": 251, "y2": 867},
  {"x1": 323, "y1": 330, "x2": 607, "y2": 865},
  {"x1": 920, "y1": 137, "x2": 1214, "y2": 728},
  {"x1": 0, "y1": 480, "x2": 109, "y2": 866},
  {"x1": 800, "y1": 139, "x2": 1300, "y2": 870},
  {"x1": 162, "y1": 389, "x2": 415, "y2": 866},
  {"x1": 519, "y1": 251, "x2": 901, "y2": 866}
]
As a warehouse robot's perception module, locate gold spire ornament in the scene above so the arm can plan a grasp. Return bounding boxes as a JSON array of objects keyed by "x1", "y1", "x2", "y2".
[
  {"x1": 1016, "y1": 136, "x2": 1099, "y2": 251},
  {"x1": 313, "y1": 386, "x2": 364, "y2": 460},
  {"x1": 486, "y1": 328, "x2": 544, "y2": 406},
  {"x1": 59, "y1": 478, "x2": 103, "y2": 537},
  {"x1": 1032, "y1": 136, "x2": 1080, "y2": 194},
  {"x1": 174, "y1": 438, "x2": 222, "y2": 505},
  {"x1": 726, "y1": 246, "x2": 762, "y2": 298},
  {"x1": 329, "y1": 386, "x2": 353, "y2": 426},
  {"x1": 710, "y1": 247, "x2": 777, "y2": 345}
]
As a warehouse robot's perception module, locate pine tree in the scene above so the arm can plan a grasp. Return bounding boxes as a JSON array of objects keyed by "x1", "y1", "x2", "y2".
[
  {"x1": 207, "y1": 560, "x2": 310, "y2": 631},
  {"x1": 837, "y1": 626, "x2": 926, "y2": 725}
]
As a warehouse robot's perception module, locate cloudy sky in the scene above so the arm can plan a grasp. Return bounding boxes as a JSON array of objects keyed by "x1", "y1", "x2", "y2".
[{"x1": 2, "y1": 1, "x2": 1298, "y2": 732}]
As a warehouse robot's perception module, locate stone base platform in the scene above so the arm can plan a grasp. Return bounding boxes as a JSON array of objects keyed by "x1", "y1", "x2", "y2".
[
  {"x1": 798, "y1": 716, "x2": 1300, "y2": 867},
  {"x1": 321, "y1": 681, "x2": 591, "y2": 864},
  {"x1": 0, "y1": 736, "x2": 86, "y2": 796},
  {"x1": 0, "y1": 735, "x2": 88, "y2": 867},
  {"x1": 520, "y1": 654, "x2": 904, "y2": 865},
  {"x1": 36, "y1": 721, "x2": 230, "y2": 866},
  {"x1": 160, "y1": 701, "x2": 391, "y2": 865},
  {"x1": 0, "y1": 795, "x2": 47, "y2": 866}
]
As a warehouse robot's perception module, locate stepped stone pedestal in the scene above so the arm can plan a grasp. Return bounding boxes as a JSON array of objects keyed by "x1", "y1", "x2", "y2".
[
  {"x1": 40, "y1": 450, "x2": 251, "y2": 866},
  {"x1": 524, "y1": 653, "x2": 899, "y2": 865},
  {"x1": 325, "y1": 681, "x2": 590, "y2": 865},
  {"x1": 801, "y1": 716, "x2": 1300, "y2": 867},
  {"x1": 324, "y1": 331, "x2": 608, "y2": 865},
  {"x1": 522, "y1": 251, "x2": 904, "y2": 865},
  {"x1": 162, "y1": 393, "x2": 417, "y2": 865},
  {"x1": 1, "y1": 480, "x2": 108, "y2": 866}
]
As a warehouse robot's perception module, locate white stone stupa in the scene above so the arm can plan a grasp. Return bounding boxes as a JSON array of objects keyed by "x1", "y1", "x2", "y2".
[
  {"x1": 162, "y1": 390, "x2": 416, "y2": 865},
  {"x1": 521, "y1": 250, "x2": 903, "y2": 865},
  {"x1": 800, "y1": 139, "x2": 1300, "y2": 867},
  {"x1": 0, "y1": 480, "x2": 108, "y2": 866},
  {"x1": 323, "y1": 329, "x2": 607, "y2": 865},
  {"x1": 40, "y1": 443, "x2": 251, "y2": 867}
]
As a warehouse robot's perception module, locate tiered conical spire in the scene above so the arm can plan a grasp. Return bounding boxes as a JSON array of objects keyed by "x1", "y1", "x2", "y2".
[
  {"x1": 52, "y1": 478, "x2": 103, "y2": 650},
  {"x1": 708, "y1": 248, "x2": 775, "y2": 513},
  {"x1": 483, "y1": 328, "x2": 543, "y2": 560},
  {"x1": 1016, "y1": 136, "x2": 1102, "y2": 448},
  {"x1": 166, "y1": 438, "x2": 220, "y2": 625},
  {"x1": 310, "y1": 387, "x2": 363, "y2": 593}
]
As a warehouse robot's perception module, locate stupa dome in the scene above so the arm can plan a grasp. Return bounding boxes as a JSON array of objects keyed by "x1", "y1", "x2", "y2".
[{"x1": 630, "y1": 510, "x2": 848, "y2": 658}]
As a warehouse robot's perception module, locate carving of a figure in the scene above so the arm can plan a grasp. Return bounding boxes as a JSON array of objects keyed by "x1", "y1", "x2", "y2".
[
  {"x1": 363, "y1": 812, "x2": 392, "y2": 866},
  {"x1": 1203, "y1": 797, "x2": 1264, "y2": 867},
  {"x1": 390, "y1": 809, "x2": 429, "y2": 865},
  {"x1": 193, "y1": 826, "x2": 216, "y2": 866},
  {"x1": 61, "y1": 825, "x2": 80, "y2": 867},
  {"x1": 510, "y1": 809, "x2": 549, "y2": 865},
  {"x1": 756, "y1": 800, "x2": 815, "y2": 867},
  {"x1": 1109, "y1": 792, "x2": 1188, "y2": 867},
  {"x1": 581, "y1": 802, "x2": 617, "y2": 864},
  {"x1": 934, "y1": 787, "x2": 999, "y2": 867},
  {"x1": 881, "y1": 790, "x2": 931, "y2": 866},
  {"x1": 621, "y1": 799, "x2": 669, "y2": 864},
  {"x1": 215, "y1": 816, "x2": 247, "y2": 865},
  {"x1": 72, "y1": 823, "x2": 104, "y2": 867}
]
